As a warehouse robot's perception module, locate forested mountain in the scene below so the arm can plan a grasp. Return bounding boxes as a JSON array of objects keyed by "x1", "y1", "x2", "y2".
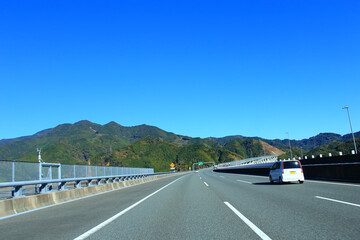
[
  {"x1": 208, "y1": 132, "x2": 360, "y2": 151},
  {"x1": 91, "y1": 136, "x2": 241, "y2": 171},
  {"x1": 307, "y1": 138, "x2": 360, "y2": 157},
  {"x1": 0, "y1": 120, "x2": 357, "y2": 171}
]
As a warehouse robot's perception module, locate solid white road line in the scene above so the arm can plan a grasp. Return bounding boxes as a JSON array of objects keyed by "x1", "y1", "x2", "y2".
[
  {"x1": 204, "y1": 182, "x2": 209, "y2": 187},
  {"x1": 74, "y1": 175, "x2": 186, "y2": 240},
  {"x1": 224, "y1": 202, "x2": 272, "y2": 240},
  {"x1": 0, "y1": 175, "x2": 165, "y2": 221},
  {"x1": 309, "y1": 180, "x2": 360, "y2": 188},
  {"x1": 315, "y1": 196, "x2": 360, "y2": 208},
  {"x1": 243, "y1": 175, "x2": 268, "y2": 179},
  {"x1": 237, "y1": 180, "x2": 252, "y2": 184}
]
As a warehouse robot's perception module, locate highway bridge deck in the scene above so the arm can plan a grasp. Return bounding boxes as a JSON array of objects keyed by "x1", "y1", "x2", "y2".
[{"x1": 0, "y1": 169, "x2": 359, "y2": 239}]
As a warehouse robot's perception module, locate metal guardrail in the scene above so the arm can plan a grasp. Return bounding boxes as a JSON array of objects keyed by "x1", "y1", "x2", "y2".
[{"x1": 0, "y1": 160, "x2": 155, "y2": 198}]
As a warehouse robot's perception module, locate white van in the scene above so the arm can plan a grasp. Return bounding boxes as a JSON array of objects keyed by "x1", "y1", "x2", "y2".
[{"x1": 269, "y1": 160, "x2": 304, "y2": 184}]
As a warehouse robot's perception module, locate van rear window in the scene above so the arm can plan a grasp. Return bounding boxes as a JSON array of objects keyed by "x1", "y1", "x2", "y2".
[{"x1": 283, "y1": 161, "x2": 301, "y2": 169}]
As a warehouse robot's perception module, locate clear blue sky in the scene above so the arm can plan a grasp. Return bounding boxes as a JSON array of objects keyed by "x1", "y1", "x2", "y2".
[{"x1": 1, "y1": 0, "x2": 359, "y2": 140}]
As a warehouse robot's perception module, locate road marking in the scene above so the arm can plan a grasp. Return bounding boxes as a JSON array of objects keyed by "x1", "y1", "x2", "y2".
[
  {"x1": 204, "y1": 182, "x2": 209, "y2": 187},
  {"x1": 308, "y1": 180, "x2": 360, "y2": 188},
  {"x1": 0, "y1": 174, "x2": 187, "y2": 221},
  {"x1": 220, "y1": 176, "x2": 225, "y2": 178},
  {"x1": 200, "y1": 177, "x2": 202, "y2": 180},
  {"x1": 315, "y1": 196, "x2": 360, "y2": 208},
  {"x1": 224, "y1": 202, "x2": 272, "y2": 240},
  {"x1": 74, "y1": 176, "x2": 186, "y2": 240},
  {"x1": 244, "y1": 175, "x2": 268, "y2": 179},
  {"x1": 237, "y1": 180, "x2": 252, "y2": 184}
]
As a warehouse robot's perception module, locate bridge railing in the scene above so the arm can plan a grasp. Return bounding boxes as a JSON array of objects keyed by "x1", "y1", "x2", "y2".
[{"x1": 0, "y1": 160, "x2": 155, "y2": 198}]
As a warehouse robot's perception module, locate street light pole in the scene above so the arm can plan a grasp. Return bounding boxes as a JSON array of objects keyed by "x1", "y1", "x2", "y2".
[
  {"x1": 286, "y1": 132, "x2": 293, "y2": 160},
  {"x1": 343, "y1": 106, "x2": 358, "y2": 154}
]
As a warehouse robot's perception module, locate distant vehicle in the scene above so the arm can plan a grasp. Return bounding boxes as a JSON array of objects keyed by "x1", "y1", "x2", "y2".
[
  {"x1": 269, "y1": 160, "x2": 304, "y2": 184},
  {"x1": 195, "y1": 170, "x2": 199, "y2": 173}
]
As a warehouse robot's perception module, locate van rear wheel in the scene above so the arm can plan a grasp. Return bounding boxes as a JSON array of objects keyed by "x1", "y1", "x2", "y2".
[
  {"x1": 299, "y1": 180, "x2": 304, "y2": 184},
  {"x1": 269, "y1": 176, "x2": 274, "y2": 184}
]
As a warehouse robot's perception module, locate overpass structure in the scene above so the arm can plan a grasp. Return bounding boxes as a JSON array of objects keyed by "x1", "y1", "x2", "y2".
[{"x1": 215, "y1": 155, "x2": 279, "y2": 170}]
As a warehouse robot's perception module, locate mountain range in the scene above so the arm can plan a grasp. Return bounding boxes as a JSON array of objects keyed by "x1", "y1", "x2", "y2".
[{"x1": 0, "y1": 120, "x2": 359, "y2": 171}]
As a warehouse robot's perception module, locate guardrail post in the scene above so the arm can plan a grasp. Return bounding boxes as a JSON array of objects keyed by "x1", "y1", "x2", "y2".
[
  {"x1": 49, "y1": 166, "x2": 53, "y2": 190},
  {"x1": 12, "y1": 186, "x2": 25, "y2": 198},
  {"x1": 58, "y1": 164, "x2": 62, "y2": 179},
  {"x1": 98, "y1": 178, "x2": 103, "y2": 185},
  {"x1": 88, "y1": 179, "x2": 94, "y2": 186},
  {"x1": 39, "y1": 162, "x2": 42, "y2": 181},
  {"x1": 39, "y1": 183, "x2": 48, "y2": 193},
  {"x1": 75, "y1": 180, "x2": 81, "y2": 188},
  {"x1": 58, "y1": 182, "x2": 66, "y2": 191},
  {"x1": 12, "y1": 161, "x2": 15, "y2": 182},
  {"x1": 11, "y1": 161, "x2": 15, "y2": 195}
]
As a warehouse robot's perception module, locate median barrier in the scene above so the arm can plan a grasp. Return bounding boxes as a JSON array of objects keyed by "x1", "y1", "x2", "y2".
[
  {"x1": 0, "y1": 172, "x2": 185, "y2": 218},
  {"x1": 214, "y1": 155, "x2": 360, "y2": 182},
  {"x1": 302, "y1": 163, "x2": 360, "y2": 182},
  {"x1": 213, "y1": 163, "x2": 271, "y2": 176}
]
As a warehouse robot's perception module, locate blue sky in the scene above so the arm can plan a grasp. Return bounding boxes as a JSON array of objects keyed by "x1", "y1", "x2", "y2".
[{"x1": 1, "y1": 0, "x2": 359, "y2": 140}]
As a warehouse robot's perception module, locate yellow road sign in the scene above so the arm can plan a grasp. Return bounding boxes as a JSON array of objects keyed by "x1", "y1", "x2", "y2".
[{"x1": 170, "y1": 163, "x2": 175, "y2": 168}]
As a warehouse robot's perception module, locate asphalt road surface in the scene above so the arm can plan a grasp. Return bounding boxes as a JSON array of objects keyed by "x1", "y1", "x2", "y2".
[{"x1": 0, "y1": 169, "x2": 359, "y2": 239}]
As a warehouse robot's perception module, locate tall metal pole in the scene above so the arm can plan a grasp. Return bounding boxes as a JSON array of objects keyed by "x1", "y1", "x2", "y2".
[
  {"x1": 343, "y1": 106, "x2": 358, "y2": 154},
  {"x1": 286, "y1": 132, "x2": 293, "y2": 160}
]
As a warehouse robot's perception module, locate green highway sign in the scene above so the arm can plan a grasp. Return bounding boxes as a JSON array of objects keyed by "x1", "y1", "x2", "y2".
[{"x1": 198, "y1": 162, "x2": 203, "y2": 166}]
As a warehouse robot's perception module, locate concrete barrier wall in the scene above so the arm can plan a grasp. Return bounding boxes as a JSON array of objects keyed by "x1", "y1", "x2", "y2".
[
  {"x1": 214, "y1": 155, "x2": 360, "y2": 182},
  {"x1": 302, "y1": 164, "x2": 360, "y2": 182},
  {"x1": 301, "y1": 154, "x2": 360, "y2": 165},
  {"x1": 214, "y1": 167, "x2": 270, "y2": 176},
  {"x1": 0, "y1": 173, "x2": 184, "y2": 218}
]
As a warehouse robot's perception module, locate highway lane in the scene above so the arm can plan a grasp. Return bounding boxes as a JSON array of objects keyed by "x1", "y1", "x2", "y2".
[
  {"x1": 0, "y1": 174, "x2": 189, "y2": 240},
  {"x1": 201, "y1": 170, "x2": 360, "y2": 239},
  {"x1": 82, "y1": 170, "x2": 259, "y2": 240},
  {"x1": 0, "y1": 169, "x2": 359, "y2": 239}
]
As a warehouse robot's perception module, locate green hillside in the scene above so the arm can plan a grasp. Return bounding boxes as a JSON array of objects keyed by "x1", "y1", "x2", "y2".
[
  {"x1": 277, "y1": 138, "x2": 360, "y2": 160},
  {"x1": 307, "y1": 138, "x2": 360, "y2": 157},
  {"x1": 0, "y1": 120, "x2": 184, "y2": 161},
  {"x1": 208, "y1": 132, "x2": 360, "y2": 151},
  {"x1": 18, "y1": 134, "x2": 128, "y2": 164},
  {"x1": 92, "y1": 136, "x2": 242, "y2": 172},
  {"x1": 0, "y1": 120, "x2": 286, "y2": 171},
  {"x1": 224, "y1": 138, "x2": 266, "y2": 158}
]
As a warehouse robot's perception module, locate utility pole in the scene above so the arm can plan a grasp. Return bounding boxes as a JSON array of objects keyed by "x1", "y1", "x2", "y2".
[
  {"x1": 286, "y1": 132, "x2": 293, "y2": 160},
  {"x1": 343, "y1": 106, "x2": 358, "y2": 154},
  {"x1": 37, "y1": 148, "x2": 42, "y2": 163}
]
